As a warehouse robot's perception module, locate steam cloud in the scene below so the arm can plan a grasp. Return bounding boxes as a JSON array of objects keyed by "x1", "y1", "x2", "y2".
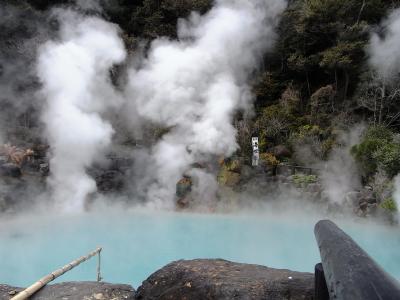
[
  {"x1": 34, "y1": 0, "x2": 286, "y2": 211},
  {"x1": 37, "y1": 9, "x2": 126, "y2": 212},
  {"x1": 126, "y1": 0, "x2": 287, "y2": 207},
  {"x1": 319, "y1": 126, "x2": 364, "y2": 204},
  {"x1": 369, "y1": 9, "x2": 400, "y2": 80}
]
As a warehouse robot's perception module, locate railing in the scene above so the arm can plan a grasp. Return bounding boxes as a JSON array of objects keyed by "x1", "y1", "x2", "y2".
[
  {"x1": 230, "y1": 155, "x2": 321, "y2": 176},
  {"x1": 314, "y1": 220, "x2": 400, "y2": 300},
  {"x1": 11, "y1": 247, "x2": 102, "y2": 300},
  {"x1": 276, "y1": 164, "x2": 320, "y2": 175}
]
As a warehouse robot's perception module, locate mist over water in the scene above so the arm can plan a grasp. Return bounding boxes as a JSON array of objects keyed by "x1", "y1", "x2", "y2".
[{"x1": 0, "y1": 208, "x2": 399, "y2": 288}]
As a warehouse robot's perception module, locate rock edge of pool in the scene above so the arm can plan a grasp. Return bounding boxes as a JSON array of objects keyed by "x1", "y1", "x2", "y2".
[{"x1": 0, "y1": 259, "x2": 314, "y2": 300}]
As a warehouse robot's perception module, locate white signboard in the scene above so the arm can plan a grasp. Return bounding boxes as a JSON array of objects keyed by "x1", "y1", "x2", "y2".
[{"x1": 252, "y1": 137, "x2": 259, "y2": 166}]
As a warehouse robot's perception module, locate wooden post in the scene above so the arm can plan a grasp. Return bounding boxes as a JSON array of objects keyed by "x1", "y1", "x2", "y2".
[
  {"x1": 11, "y1": 247, "x2": 102, "y2": 300},
  {"x1": 97, "y1": 248, "x2": 102, "y2": 282}
]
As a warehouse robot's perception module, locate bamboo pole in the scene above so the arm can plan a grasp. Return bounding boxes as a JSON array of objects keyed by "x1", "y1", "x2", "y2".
[{"x1": 11, "y1": 247, "x2": 102, "y2": 300}]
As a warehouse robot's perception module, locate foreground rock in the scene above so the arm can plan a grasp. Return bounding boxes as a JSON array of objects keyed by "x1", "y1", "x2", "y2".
[
  {"x1": 136, "y1": 259, "x2": 314, "y2": 300},
  {"x1": 0, "y1": 282, "x2": 135, "y2": 300}
]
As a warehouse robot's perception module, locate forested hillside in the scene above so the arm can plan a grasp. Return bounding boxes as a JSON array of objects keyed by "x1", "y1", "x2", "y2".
[{"x1": 3, "y1": 0, "x2": 400, "y2": 217}]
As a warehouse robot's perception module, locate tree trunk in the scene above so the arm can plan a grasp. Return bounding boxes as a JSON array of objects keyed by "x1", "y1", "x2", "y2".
[
  {"x1": 356, "y1": 0, "x2": 366, "y2": 25},
  {"x1": 305, "y1": 70, "x2": 311, "y2": 96},
  {"x1": 333, "y1": 69, "x2": 338, "y2": 112}
]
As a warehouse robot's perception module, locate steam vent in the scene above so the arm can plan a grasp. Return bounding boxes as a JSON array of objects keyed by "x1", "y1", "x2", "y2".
[{"x1": 1, "y1": 0, "x2": 400, "y2": 299}]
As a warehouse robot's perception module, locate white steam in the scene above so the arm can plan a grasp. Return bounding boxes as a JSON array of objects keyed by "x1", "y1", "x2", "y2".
[
  {"x1": 126, "y1": 0, "x2": 286, "y2": 206},
  {"x1": 37, "y1": 10, "x2": 126, "y2": 212},
  {"x1": 369, "y1": 9, "x2": 400, "y2": 80},
  {"x1": 35, "y1": 0, "x2": 286, "y2": 211},
  {"x1": 320, "y1": 126, "x2": 364, "y2": 204}
]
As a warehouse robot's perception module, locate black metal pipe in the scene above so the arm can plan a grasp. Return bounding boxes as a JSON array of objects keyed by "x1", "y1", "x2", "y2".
[
  {"x1": 314, "y1": 220, "x2": 400, "y2": 300},
  {"x1": 314, "y1": 263, "x2": 329, "y2": 300}
]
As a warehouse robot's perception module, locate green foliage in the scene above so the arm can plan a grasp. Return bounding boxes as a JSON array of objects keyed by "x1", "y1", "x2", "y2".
[
  {"x1": 217, "y1": 163, "x2": 241, "y2": 187},
  {"x1": 258, "y1": 131, "x2": 269, "y2": 153},
  {"x1": 351, "y1": 126, "x2": 400, "y2": 178},
  {"x1": 373, "y1": 143, "x2": 400, "y2": 178},
  {"x1": 287, "y1": 53, "x2": 309, "y2": 72},
  {"x1": 288, "y1": 124, "x2": 335, "y2": 160},
  {"x1": 255, "y1": 102, "x2": 304, "y2": 148},
  {"x1": 260, "y1": 153, "x2": 280, "y2": 166},
  {"x1": 319, "y1": 41, "x2": 364, "y2": 71},
  {"x1": 253, "y1": 72, "x2": 285, "y2": 107},
  {"x1": 254, "y1": 83, "x2": 308, "y2": 151},
  {"x1": 275, "y1": 0, "x2": 390, "y2": 116},
  {"x1": 292, "y1": 174, "x2": 318, "y2": 186},
  {"x1": 310, "y1": 85, "x2": 336, "y2": 114},
  {"x1": 280, "y1": 84, "x2": 301, "y2": 114},
  {"x1": 364, "y1": 125, "x2": 394, "y2": 141},
  {"x1": 161, "y1": 0, "x2": 211, "y2": 16},
  {"x1": 290, "y1": 124, "x2": 324, "y2": 145},
  {"x1": 129, "y1": 0, "x2": 212, "y2": 38},
  {"x1": 321, "y1": 136, "x2": 336, "y2": 156},
  {"x1": 225, "y1": 159, "x2": 241, "y2": 173},
  {"x1": 295, "y1": 125, "x2": 324, "y2": 138},
  {"x1": 380, "y1": 197, "x2": 397, "y2": 212},
  {"x1": 301, "y1": 0, "x2": 385, "y2": 24}
]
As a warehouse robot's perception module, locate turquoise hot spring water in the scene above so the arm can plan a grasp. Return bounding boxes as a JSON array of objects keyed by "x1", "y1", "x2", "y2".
[{"x1": 0, "y1": 208, "x2": 399, "y2": 289}]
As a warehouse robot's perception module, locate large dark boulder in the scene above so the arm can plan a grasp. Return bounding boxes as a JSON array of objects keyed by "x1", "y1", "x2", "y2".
[
  {"x1": 88, "y1": 153, "x2": 133, "y2": 194},
  {"x1": 0, "y1": 282, "x2": 135, "y2": 300},
  {"x1": 95, "y1": 170, "x2": 125, "y2": 193},
  {"x1": 136, "y1": 259, "x2": 314, "y2": 300}
]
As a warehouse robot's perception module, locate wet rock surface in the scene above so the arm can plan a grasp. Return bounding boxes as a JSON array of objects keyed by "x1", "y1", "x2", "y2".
[
  {"x1": 88, "y1": 152, "x2": 133, "y2": 194},
  {"x1": 136, "y1": 259, "x2": 314, "y2": 300},
  {"x1": 0, "y1": 282, "x2": 135, "y2": 300}
]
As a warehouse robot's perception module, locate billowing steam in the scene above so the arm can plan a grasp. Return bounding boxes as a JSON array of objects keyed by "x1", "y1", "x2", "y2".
[
  {"x1": 319, "y1": 126, "x2": 364, "y2": 204},
  {"x1": 37, "y1": 9, "x2": 126, "y2": 212},
  {"x1": 35, "y1": 0, "x2": 286, "y2": 211},
  {"x1": 369, "y1": 9, "x2": 400, "y2": 80},
  {"x1": 126, "y1": 0, "x2": 287, "y2": 207}
]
